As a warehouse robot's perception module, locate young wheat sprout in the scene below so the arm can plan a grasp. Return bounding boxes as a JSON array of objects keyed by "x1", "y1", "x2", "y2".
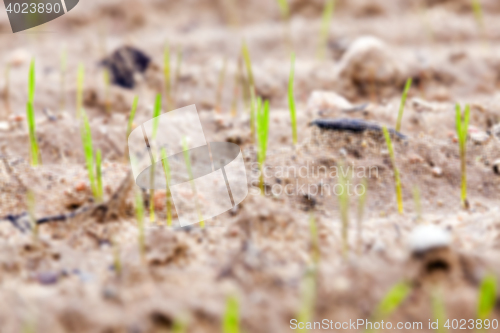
[
  {"x1": 256, "y1": 99, "x2": 270, "y2": 194},
  {"x1": 216, "y1": 58, "x2": 227, "y2": 113},
  {"x1": 288, "y1": 53, "x2": 298, "y2": 145},
  {"x1": 27, "y1": 59, "x2": 40, "y2": 166},
  {"x1": 472, "y1": 0, "x2": 485, "y2": 35},
  {"x1": 317, "y1": 0, "x2": 335, "y2": 60},
  {"x1": 125, "y1": 96, "x2": 139, "y2": 160},
  {"x1": 357, "y1": 178, "x2": 367, "y2": 255},
  {"x1": 338, "y1": 162, "x2": 350, "y2": 257},
  {"x1": 174, "y1": 46, "x2": 183, "y2": 96},
  {"x1": 241, "y1": 42, "x2": 257, "y2": 141},
  {"x1": 182, "y1": 137, "x2": 205, "y2": 227},
  {"x1": 477, "y1": 273, "x2": 497, "y2": 322},
  {"x1": 412, "y1": 186, "x2": 422, "y2": 222},
  {"x1": 76, "y1": 63, "x2": 84, "y2": 119},
  {"x1": 230, "y1": 60, "x2": 240, "y2": 117},
  {"x1": 149, "y1": 94, "x2": 162, "y2": 222},
  {"x1": 60, "y1": 48, "x2": 67, "y2": 112},
  {"x1": 382, "y1": 127, "x2": 403, "y2": 214},
  {"x1": 4, "y1": 63, "x2": 11, "y2": 115},
  {"x1": 161, "y1": 148, "x2": 173, "y2": 227},
  {"x1": 455, "y1": 104, "x2": 470, "y2": 209},
  {"x1": 223, "y1": 295, "x2": 240, "y2": 333},
  {"x1": 95, "y1": 149, "x2": 103, "y2": 201},
  {"x1": 164, "y1": 45, "x2": 172, "y2": 111},
  {"x1": 135, "y1": 190, "x2": 146, "y2": 262},
  {"x1": 27, "y1": 189, "x2": 38, "y2": 241},
  {"x1": 112, "y1": 238, "x2": 122, "y2": 276},
  {"x1": 81, "y1": 111, "x2": 100, "y2": 201},
  {"x1": 309, "y1": 212, "x2": 320, "y2": 265},
  {"x1": 298, "y1": 266, "x2": 317, "y2": 333},
  {"x1": 103, "y1": 68, "x2": 111, "y2": 113},
  {"x1": 369, "y1": 281, "x2": 411, "y2": 331},
  {"x1": 395, "y1": 78, "x2": 412, "y2": 132}
]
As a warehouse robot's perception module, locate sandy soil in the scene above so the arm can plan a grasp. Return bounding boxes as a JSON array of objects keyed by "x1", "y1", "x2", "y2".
[{"x1": 0, "y1": 0, "x2": 500, "y2": 332}]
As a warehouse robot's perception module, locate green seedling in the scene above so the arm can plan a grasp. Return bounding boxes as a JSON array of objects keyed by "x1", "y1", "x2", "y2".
[
  {"x1": 338, "y1": 162, "x2": 350, "y2": 258},
  {"x1": 418, "y1": 4, "x2": 434, "y2": 43},
  {"x1": 395, "y1": 78, "x2": 412, "y2": 132},
  {"x1": 149, "y1": 94, "x2": 162, "y2": 222},
  {"x1": 276, "y1": 0, "x2": 289, "y2": 21},
  {"x1": 382, "y1": 127, "x2": 403, "y2": 214},
  {"x1": 103, "y1": 68, "x2": 111, "y2": 113},
  {"x1": 357, "y1": 178, "x2": 367, "y2": 255},
  {"x1": 161, "y1": 148, "x2": 173, "y2": 227},
  {"x1": 21, "y1": 319, "x2": 36, "y2": 333},
  {"x1": 182, "y1": 137, "x2": 205, "y2": 228},
  {"x1": 309, "y1": 212, "x2": 320, "y2": 265},
  {"x1": 366, "y1": 281, "x2": 411, "y2": 332},
  {"x1": 81, "y1": 111, "x2": 102, "y2": 201},
  {"x1": 456, "y1": 104, "x2": 470, "y2": 209},
  {"x1": 125, "y1": 96, "x2": 139, "y2": 161},
  {"x1": 164, "y1": 45, "x2": 173, "y2": 111},
  {"x1": 238, "y1": 58, "x2": 250, "y2": 112},
  {"x1": 431, "y1": 288, "x2": 447, "y2": 333},
  {"x1": 135, "y1": 190, "x2": 146, "y2": 262},
  {"x1": 412, "y1": 186, "x2": 422, "y2": 222},
  {"x1": 27, "y1": 59, "x2": 40, "y2": 166},
  {"x1": 95, "y1": 149, "x2": 103, "y2": 200},
  {"x1": 317, "y1": 0, "x2": 335, "y2": 60},
  {"x1": 223, "y1": 295, "x2": 240, "y2": 333},
  {"x1": 60, "y1": 48, "x2": 67, "y2": 111},
  {"x1": 241, "y1": 42, "x2": 257, "y2": 141},
  {"x1": 276, "y1": 0, "x2": 292, "y2": 48},
  {"x1": 230, "y1": 60, "x2": 240, "y2": 117},
  {"x1": 298, "y1": 267, "x2": 317, "y2": 333},
  {"x1": 288, "y1": 53, "x2": 298, "y2": 145},
  {"x1": 76, "y1": 63, "x2": 84, "y2": 118},
  {"x1": 477, "y1": 273, "x2": 497, "y2": 323},
  {"x1": 472, "y1": 0, "x2": 485, "y2": 35},
  {"x1": 256, "y1": 99, "x2": 270, "y2": 194},
  {"x1": 173, "y1": 317, "x2": 187, "y2": 333},
  {"x1": 216, "y1": 58, "x2": 227, "y2": 113},
  {"x1": 174, "y1": 47, "x2": 183, "y2": 96},
  {"x1": 112, "y1": 238, "x2": 122, "y2": 276},
  {"x1": 4, "y1": 63, "x2": 11, "y2": 115},
  {"x1": 126, "y1": 96, "x2": 139, "y2": 139},
  {"x1": 27, "y1": 189, "x2": 38, "y2": 241}
]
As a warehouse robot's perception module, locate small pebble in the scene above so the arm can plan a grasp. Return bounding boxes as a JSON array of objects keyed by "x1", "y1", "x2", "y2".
[
  {"x1": 36, "y1": 271, "x2": 59, "y2": 285},
  {"x1": 75, "y1": 181, "x2": 87, "y2": 192},
  {"x1": 431, "y1": 166, "x2": 443, "y2": 177}
]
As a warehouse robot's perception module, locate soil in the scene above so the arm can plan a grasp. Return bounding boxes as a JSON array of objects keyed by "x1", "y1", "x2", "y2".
[{"x1": 0, "y1": 0, "x2": 500, "y2": 332}]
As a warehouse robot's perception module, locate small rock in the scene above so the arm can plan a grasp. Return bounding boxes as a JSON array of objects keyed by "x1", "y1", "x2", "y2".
[
  {"x1": 307, "y1": 90, "x2": 353, "y2": 113},
  {"x1": 9, "y1": 114, "x2": 25, "y2": 122},
  {"x1": 468, "y1": 126, "x2": 489, "y2": 145},
  {"x1": 9, "y1": 49, "x2": 30, "y2": 67},
  {"x1": 491, "y1": 123, "x2": 500, "y2": 141},
  {"x1": 409, "y1": 225, "x2": 451, "y2": 254},
  {"x1": 431, "y1": 166, "x2": 443, "y2": 177},
  {"x1": 153, "y1": 190, "x2": 167, "y2": 211},
  {"x1": 335, "y1": 36, "x2": 404, "y2": 98},
  {"x1": 75, "y1": 182, "x2": 87, "y2": 192},
  {"x1": 493, "y1": 159, "x2": 500, "y2": 175},
  {"x1": 101, "y1": 46, "x2": 151, "y2": 89},
  {"x1": 408, "y1": 154, "x2": 424, "y2": 164},
  {"x1": 36, "y1": 271, "x2": 59, "y2": 285},
  {"x1": 411, "y1": 98, "x2": 437, "y2": 112}
]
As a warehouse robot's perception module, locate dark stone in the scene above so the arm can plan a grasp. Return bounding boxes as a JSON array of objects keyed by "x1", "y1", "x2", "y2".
[{"x1": 101, "y1": 46, "x2": 151, "y2": 89}]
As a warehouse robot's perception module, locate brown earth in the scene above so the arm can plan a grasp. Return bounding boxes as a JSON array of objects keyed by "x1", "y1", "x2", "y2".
[{"x1": 0, "y1": 0, "x2": 500, "y2": 332}]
